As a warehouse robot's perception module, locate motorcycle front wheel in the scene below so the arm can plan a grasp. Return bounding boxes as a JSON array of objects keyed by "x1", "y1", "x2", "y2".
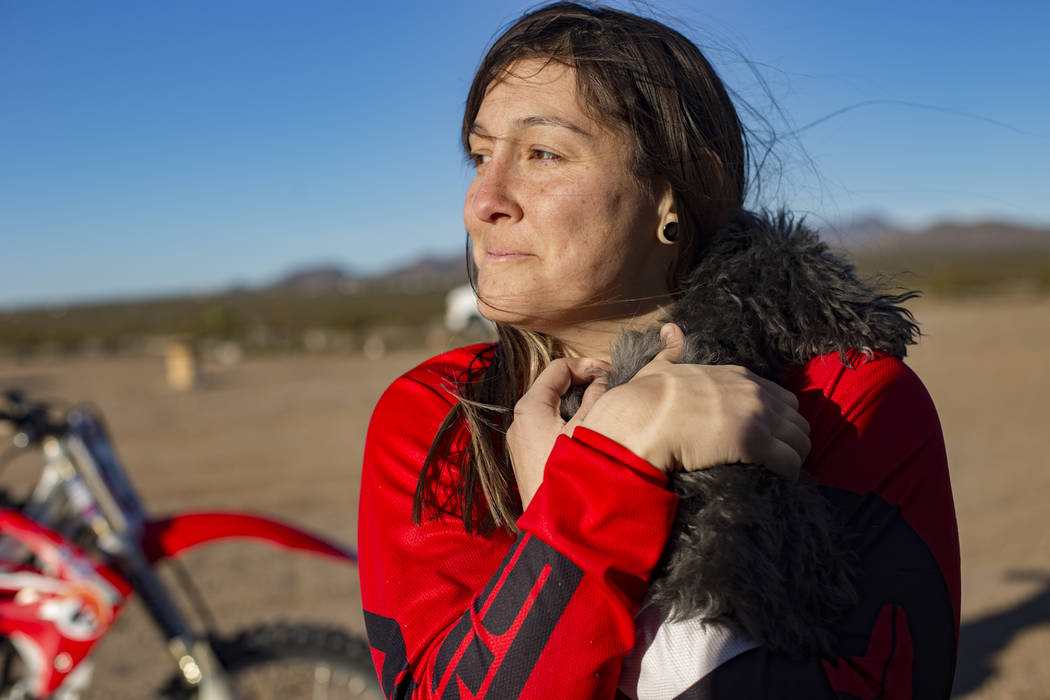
[{"x1": 159, "y1": 623, "x2": 382, "y2": 700}]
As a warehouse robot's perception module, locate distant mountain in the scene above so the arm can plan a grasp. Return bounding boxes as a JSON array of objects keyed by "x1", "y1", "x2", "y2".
[
  {"x1": 819, "y1": 214, "x2": 893, "y2": 246},
  {"x1": 379, "y1": 253, "x2": 466, "y2": 282},
  {"x1": 268, "y1": 252, "x2": 465, "y2": 293},
  {"x1": 842, "y1": 220, "x2": 1050, "y2": 254},
  {"x1": 270, "y1": 264, "x2": 358, "y2": 292}
]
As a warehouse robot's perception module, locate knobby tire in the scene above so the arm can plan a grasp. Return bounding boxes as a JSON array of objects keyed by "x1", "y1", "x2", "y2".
[{"x1": 158, "y1": 622, "x2": 382, "y2": 700}]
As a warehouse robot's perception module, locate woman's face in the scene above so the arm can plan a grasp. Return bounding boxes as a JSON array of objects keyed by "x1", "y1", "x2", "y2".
[{"x1": 464, "y1": 59, "x2": 676, "y2": 337}]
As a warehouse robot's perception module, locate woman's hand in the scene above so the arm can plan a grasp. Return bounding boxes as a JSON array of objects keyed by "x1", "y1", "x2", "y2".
[
  {"x1": 579, "y1": 323, "x2": 811, "y2": 479},
  {"x1": 507, "y1": 357, "x2": 611, "y2": 509},
  {"x1": 509, "y1": 323, "x2": 811, "y2": 508}
]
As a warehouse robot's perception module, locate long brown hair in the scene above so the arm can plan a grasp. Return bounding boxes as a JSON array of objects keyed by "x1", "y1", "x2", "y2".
[{"x1": 414, "y1": 2, "x2": 750, "y2": 533}]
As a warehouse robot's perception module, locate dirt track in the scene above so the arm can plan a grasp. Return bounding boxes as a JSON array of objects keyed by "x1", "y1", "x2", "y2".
[{"x1": 1, "y1": 297, "x2": 1047, "y2": 698}]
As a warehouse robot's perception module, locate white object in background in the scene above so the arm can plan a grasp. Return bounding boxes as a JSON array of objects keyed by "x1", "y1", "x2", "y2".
[{"x1": 445, "y1": 284, "x2": 493, "y2": 333}]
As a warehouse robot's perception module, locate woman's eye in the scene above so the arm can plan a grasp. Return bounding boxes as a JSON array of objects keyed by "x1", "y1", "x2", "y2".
[
  {"x1": 470, "y1": 153, "x2": 490, "y2": 167},
  {"x1": 531, "y1": 149, "x2": 561, "y2": 161}
]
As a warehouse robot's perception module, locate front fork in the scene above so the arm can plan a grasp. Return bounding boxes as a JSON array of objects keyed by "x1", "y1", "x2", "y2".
[{"x1": 119, "y1": 549, "x2": 240, "y2": 700}]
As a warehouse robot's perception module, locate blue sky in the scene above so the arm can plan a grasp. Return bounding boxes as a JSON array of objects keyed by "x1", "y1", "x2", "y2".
[{"x1": 2, "y1": 0, "x2": 1048, "y2": 308}]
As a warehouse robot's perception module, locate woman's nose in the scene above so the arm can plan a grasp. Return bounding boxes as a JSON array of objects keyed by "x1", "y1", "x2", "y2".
[{"x1": 468, "y1": 157, "x2": 523, "y2": 224}]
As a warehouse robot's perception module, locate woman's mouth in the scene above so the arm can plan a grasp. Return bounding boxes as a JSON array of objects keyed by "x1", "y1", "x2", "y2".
[{"x1": 485, "y1": 247, "x2": 533, "y2": 262}]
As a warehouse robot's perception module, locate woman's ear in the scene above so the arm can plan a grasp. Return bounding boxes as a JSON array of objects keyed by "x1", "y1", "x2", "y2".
[
  {"x1": 655, "y1": 184, "x2": 679, "y2": 246},
  {"x1": 656, "y1": 183, "x2": 677, "y2": 226}
]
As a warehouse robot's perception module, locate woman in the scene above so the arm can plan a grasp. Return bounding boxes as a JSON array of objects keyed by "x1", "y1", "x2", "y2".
[{"x1": 358, "y1": 3, "x2": 960, "y2": 698}]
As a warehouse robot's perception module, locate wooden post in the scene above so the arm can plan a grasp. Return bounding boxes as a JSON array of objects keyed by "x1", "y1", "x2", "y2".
[{"x1": 165, "y1": 340, "x2": 200, "y2": 391}]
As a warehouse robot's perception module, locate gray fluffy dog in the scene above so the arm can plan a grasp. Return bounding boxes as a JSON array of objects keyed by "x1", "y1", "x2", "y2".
[{"x1": 561, "y1": 210, "x2": 919, "y2": 657}]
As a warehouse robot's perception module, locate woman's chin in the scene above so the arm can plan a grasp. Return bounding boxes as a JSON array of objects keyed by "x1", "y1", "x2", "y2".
[
  {"x1": 476, "y1": 297, "x2": 531, "y2": 327},
  {"x1": 475, "y1": 295, "x2": 558, "y2": 333}
]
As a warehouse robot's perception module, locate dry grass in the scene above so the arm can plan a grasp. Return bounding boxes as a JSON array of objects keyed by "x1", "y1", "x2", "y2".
[{"x1": 0, "y1": 297, "x2": 1047, "y2": 698}]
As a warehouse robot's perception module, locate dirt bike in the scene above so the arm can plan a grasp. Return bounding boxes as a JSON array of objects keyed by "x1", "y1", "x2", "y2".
[{"x1": 0, "y1": 389, "x2": 382, "y2": 699}]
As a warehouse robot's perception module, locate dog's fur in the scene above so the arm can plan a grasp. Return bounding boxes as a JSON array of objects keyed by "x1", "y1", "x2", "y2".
[{"x1": 561, "y1": 210, "x2": 919, "y2": 656}]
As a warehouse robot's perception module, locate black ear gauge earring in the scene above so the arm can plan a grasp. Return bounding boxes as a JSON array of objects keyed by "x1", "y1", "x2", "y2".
[{"x1": 658, "y1": 221, "x2": 679, "y2": 245}]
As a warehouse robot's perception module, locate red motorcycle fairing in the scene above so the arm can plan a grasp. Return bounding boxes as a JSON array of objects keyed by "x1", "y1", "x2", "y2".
[
  {"x1": 0, "y1": 509, "x2": 132, "y2": 698},
  {"x1": 141, "y1": 511, "x2": 357, "y2": 565}
]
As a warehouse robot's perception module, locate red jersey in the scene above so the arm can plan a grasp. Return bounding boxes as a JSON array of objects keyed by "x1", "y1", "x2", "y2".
[{"x1": 358, "y1": 344, "x2": 960, "y2": 699}]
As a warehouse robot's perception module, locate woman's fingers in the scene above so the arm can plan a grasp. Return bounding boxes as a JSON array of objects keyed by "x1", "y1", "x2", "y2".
[
  {"x1": 750, "y1": 379, "x2": 809, "y2": 448},
  {"x1": 563, "y1": 369, "x2": 609, "y2": 433},
  {"x1": 773, "y1": 407, "x2": 811, "y2": 461},
  {"x1": 580, "y1": 353, "x2": 815, "y2": 479},
  {"x1": 514, "y1": 351, "x2": 813, "y2": 506},
  {"x1": 509, "y1": 356, "x2": 611, "y2": 509},
  {"x1": 779, "y1": 400, "x2": 810, "y2": 437},
  {"x1": 762, "y1": 412, "x2": 811, "y2": 479},
  {"x1": 736, "y1": 387, "x2": 811, "y2": 479},
  {"x1": 756, "y1": 437, "x2": 806, "y2": 481},
  {"x1": 649, "y1": 323, "x2": 685, "y2": 364},
  {"x1": 750, "y1": 372, "x2": 801, "y2": 411},
  {"x1": 518, "y1": 357, "x2": 611, "y2": 415}
]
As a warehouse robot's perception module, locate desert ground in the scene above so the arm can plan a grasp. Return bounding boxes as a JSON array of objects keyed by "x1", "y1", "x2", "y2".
[{"x1": 0, "y1": 296, "x2": 1047, "y2": 699}]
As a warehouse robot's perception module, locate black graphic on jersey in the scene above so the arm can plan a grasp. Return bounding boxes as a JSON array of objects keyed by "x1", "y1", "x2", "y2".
[
  {"x1": 364, "y1": 610, "x2": 419, "y2": 699},
  {"x1": 433, "y1": 533, "x2": 584, "y2": 698}
]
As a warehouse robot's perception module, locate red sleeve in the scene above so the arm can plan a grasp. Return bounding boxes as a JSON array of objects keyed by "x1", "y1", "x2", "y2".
[
  {"x1": 691, "y1": 355, "x2": 960, "y2": 699},
  {"x1": 797, "y1": 354, "x2": 961, "y2": 635},
  {"x1": 358, "y1": 349, "x2": 678, "y2": 699}
]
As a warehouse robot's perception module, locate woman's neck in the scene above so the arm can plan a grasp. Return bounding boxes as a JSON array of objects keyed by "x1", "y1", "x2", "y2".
[{"x1": 553, "y1": 303, "x2": 671, "y2": 361}]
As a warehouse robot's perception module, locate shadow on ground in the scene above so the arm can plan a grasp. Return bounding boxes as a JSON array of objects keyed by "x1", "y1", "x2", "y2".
[{"x1": 953, "y1": 570, "x2": 1050, "y2": 697}]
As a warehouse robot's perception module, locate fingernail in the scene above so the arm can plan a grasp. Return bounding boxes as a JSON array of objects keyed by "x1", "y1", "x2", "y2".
[
  {"x1": 585, "y1": 366, "x2": 605, "y2": 377},
  {"x1": 660, "y1": 323, "x2": 675, "y2": 342}
]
